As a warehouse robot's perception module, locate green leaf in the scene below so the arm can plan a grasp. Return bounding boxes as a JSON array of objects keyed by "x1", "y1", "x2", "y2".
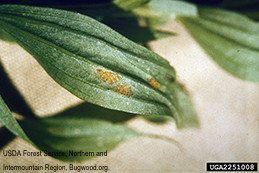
[
  {"x1": 0, "y1": 4, "x2": 198, "y2": 128},
  {"x1": 46, "y1": 102, "x2": 137, "y2": 123},
  {"x1": 0, "y1": 27, "x2": 16, "y2": 42},
  {"x1": 63, "y1": 102, "x2": 173, "y2": 124},
  {"x1": 132, "y1": 0, "x2": 198, "y2": 25},
  {"x1": 48, "y1": 2, "x2": 176, "y2": 44},
  {"x1": 151, "y1": 28, "x2": 177, "y2": 39},
  {"x1": 130, "y1": 1, "x2": 259, "y2": 82},
  {"x1": 101, "y1": 17, "x2": 176, "y2": 46},
  {"x1": 0, "y1": 100, "x2": 174, "y2": 161},
  {"x1": 18, "y1": 102, "x2": 180, "y2": 162},
  {"x1": 141, "y1": 114, "x2": 173, "y2": 124},
  {"x1": 113, "y1": 0, "x2": 150, "y2": 11},
  {"x1": 19, "y1": 103, "x2": 141, "y2": 162},
  {"x1": 179, "y1": 7, "x2": 259, "y2": 83},
  {"x1": 147, "y1": 0, "x2": 198, "y2": 18},
  {"x1": 0, "y1": 95, "x2": 31, "y2": 143},
  {"x1": 206, "y1": 0, "x2": 259, "y2": 20}
]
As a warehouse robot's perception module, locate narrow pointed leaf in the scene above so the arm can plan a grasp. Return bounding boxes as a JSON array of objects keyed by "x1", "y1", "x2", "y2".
[
  {"x1": 131, "y1": 1, "x2": 259, "y2": 82},
  {"x1": 47, "y1": 102, "x2": 136, "y2": 123},
  {"x1": 19, "y1": 104, "x2": 141, "y2": 162},
  {"x1": 132, "y1": 0, "x2": 198, "y2": 26},
  {"x1": 113, "y1": 0, "x2": 150, "y2": 11},
  {"x1": 0, "y1": 5, "x2": 198, "y2": 128},
  {"x1": 141, "y1": 114, "x2": 173, "y2": 124},
  {"x1": 0, "y1": 95, "x2": 31, "y2": 143},
  {"x1": 179, "y1": 7, "x2": 259, "y2": 82},
  {"x1": 147, "y1": 0, "x2": 198, "y2": 18},
  {"x1": 50, "y1": 102, "x2": 172, "y2": 124}
]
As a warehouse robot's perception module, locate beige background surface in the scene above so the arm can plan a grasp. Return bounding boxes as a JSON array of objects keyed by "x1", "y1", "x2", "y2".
[{"x1": 0, "y1": 20, "x2": 258, "y2": 172}]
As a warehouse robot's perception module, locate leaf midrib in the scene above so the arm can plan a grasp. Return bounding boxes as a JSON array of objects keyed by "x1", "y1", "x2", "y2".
[
  {"x1": 0, "y1": 8, "x2": 172, "y2": 68},
  {"x1": 0, "y1": 20, "x2": 173, "y2": 114}
]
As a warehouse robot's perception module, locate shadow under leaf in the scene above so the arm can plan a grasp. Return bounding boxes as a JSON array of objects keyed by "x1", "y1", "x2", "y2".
[
  {"x1": 19, "y1": 102, "x2": 140, "y2": 162},
  {"x1": 0, "y1": 62, "x2": 36, "y2": 119},
  {"x1": 49, "y1": 102, "x2": 136, "y2": 123},
  {"x1": 0, "y1": 126, "x2": 15, "y2": 150}
]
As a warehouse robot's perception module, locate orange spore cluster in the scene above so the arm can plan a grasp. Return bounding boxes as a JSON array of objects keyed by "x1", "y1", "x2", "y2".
[
  {"x1": 149, "y1": 79, "x2": 160, "y2": 89},
  {"x1": 116, "y1": 85, "x2": 132, "y2": 96},
  {"x1": 97, "y1": 69, "x2": 119, "y2": 85}
]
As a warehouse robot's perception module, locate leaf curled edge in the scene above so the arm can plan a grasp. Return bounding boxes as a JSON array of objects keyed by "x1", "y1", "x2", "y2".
[{"x1": 0, "y1": 4, "x2": 198, "y2": 128}]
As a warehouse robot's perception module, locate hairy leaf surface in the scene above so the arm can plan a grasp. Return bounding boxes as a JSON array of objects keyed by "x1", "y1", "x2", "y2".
[{"x1": 0, "y1": 5, "x2": 198, "y2": 128}]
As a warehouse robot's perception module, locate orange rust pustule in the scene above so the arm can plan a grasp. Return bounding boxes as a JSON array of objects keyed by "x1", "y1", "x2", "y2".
[
  {"x1": 149, "y1": 79, "x2": 161, "y2": 89},
  {"x1": 97, "y1": 69, "x2": 119, "y2": 85},
  {"x1": 116, "y1": 85, "x2": 132, "y2": 96}
]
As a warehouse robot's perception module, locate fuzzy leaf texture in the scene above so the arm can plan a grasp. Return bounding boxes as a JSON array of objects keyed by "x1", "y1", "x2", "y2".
[{"x1": 0, "y1": 4, "x2": 198, "y2": 128}]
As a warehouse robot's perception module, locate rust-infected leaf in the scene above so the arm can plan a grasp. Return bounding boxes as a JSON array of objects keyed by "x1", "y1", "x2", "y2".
[
  {"x1": 149, "y1": 78, "x2": 160, "y2": 89},
  {"x1": 116, "y1": 85, "x2": 132, "y2": 96},
  {"x1": 97, "y1": 69, "x2": 120, "y2": 85},
  {"x1": 0, "y1": 4, "x2": 198, "y2": 129}
]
